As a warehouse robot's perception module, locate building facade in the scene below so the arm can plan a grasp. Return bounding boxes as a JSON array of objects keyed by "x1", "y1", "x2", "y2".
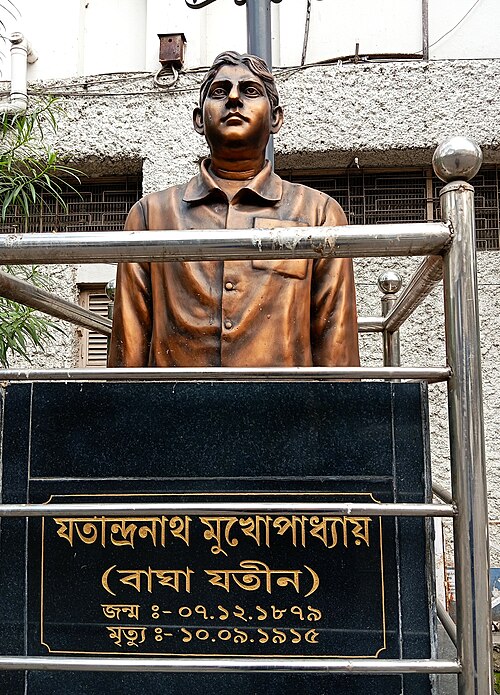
[{"x1": 1, "y1": 0, "x2": 499, "y2": 571}]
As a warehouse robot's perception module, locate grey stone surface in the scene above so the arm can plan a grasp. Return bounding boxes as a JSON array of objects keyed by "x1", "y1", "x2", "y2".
[{"x1": 10, "y1": 59, "x2": 500, "y2": 176}]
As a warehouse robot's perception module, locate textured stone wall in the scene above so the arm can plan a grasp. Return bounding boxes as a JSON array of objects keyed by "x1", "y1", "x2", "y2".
[
  {"x1": 2, "y1": 57, "x2": 499, "y2": 562},
  {"x1": 18, "y1": 58, "x2": 500, "y2": 181}
]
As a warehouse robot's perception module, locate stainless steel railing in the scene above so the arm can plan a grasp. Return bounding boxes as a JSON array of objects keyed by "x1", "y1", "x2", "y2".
[
  {"x1": 0, "y1": 137, "x2": 492, "y2": 694},
  {"x1": 0, "y1": 222, "x2": 450, "y2": 263},
  {"x1": 0, "y1": 656, "x2": 461, "y2": 674},
  {"x1": 0, "y1": 366, "x2": 450, "y2": 381}
]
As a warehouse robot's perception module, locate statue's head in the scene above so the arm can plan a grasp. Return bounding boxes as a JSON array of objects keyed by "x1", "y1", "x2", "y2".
[
  {"x1": 193, "y1": 51, "x2": 283, "y2": 158},
  {"x1": 199, "y1": 51, "x2": 279, "y2": 111}
]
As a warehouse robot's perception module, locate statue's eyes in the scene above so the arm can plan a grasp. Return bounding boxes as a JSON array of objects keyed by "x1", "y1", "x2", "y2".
[
  {"x1": 244, "y1": 86, "x2": 261, "y2": 97},
  {"x1": 210, "y1": 87, "x2": 227, "y2": 98}
]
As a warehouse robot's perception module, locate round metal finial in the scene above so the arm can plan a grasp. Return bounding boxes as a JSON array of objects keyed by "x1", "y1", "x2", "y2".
[
  {"x1": 105, "y1": 278, "x2": 116, "y2": 301},
  {"x1": 378, "y1": 271, "x2": 402, "y2": 295},
  {"x1": 432, "y1": 136, "x2": 483, "y2": 183}
]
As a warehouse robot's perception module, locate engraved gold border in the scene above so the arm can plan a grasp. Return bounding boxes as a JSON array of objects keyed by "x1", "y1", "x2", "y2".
[{"x1": 40, "y1": 492, "x2": 387, "y2": 659}]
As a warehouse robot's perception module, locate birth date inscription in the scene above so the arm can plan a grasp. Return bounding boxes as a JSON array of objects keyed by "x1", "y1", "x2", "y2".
[{"x1": 38, "y1": 493, "x2": 387, "y2": 658}]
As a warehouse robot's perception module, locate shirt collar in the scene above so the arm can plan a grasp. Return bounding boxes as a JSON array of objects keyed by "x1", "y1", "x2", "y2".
[{"x1": 183, "y1": 158, "x2": 282, "y2": 204}]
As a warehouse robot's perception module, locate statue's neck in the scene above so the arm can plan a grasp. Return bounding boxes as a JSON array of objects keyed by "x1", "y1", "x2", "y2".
[
  {"x1": 209, "y1": 157, "x2": 266, "y2": 202},
  {"x1": 209, "y1": 168, "x2": 248, "y2": 202},
  {"x1": 209, "y1": 154, "x2": 265, "y2": 181}
]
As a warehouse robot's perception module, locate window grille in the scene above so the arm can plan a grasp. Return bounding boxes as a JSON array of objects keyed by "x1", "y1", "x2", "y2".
[
  {"x1": 434, "y1": 169, "x2": 500, "y2": 250},
  {"x1": 291, "y1": 170, "x2": 429, "y2": 225},
  {"x1": 286, "y1": 167, "x2": 500, "y2": 250},
  {"x1": 1, "y1": 176, "x2": 141, "y2": 234},
  {"x1": 2, "y1": 170, "x2": 498, "y2": 248}
]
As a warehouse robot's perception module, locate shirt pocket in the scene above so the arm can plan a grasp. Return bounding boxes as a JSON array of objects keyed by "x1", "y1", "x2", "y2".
[{"x1": 252, "y1": 217, "x2": 309, "y2": 279}]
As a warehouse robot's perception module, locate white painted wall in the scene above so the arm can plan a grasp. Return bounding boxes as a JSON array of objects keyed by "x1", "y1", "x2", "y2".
[
  {"x1": 279, "y1": 0, "x2": 423, "y2": 66},
  {"x1": 1, "y1": 0, "x2": 499, "y2": 80},
  {"x1": 1, "y1": 0, "x2": 147, "y2": 79},
  {"x1": 429, "y1": 0, "x2": 500, "y2": 60}
]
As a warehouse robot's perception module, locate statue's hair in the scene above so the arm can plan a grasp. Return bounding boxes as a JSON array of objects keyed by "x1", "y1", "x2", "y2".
[{"x1": 199, "y1": 51, "x2": 279, "y2": 111}]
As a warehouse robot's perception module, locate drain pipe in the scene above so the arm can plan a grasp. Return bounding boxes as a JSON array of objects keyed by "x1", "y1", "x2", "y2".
[{"x1": 0, "y1": 32, "x2": 38, "y2": 115}]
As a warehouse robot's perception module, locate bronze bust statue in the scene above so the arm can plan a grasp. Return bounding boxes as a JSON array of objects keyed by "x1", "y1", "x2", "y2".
[{"x1": 108, "y1": 51, "x2": 360, "y2": 367}]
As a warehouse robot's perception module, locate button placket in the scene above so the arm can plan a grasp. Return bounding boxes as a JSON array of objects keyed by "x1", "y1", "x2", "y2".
[{"x1": 221, "y1": 206, "x2": 251, "y2": 339}]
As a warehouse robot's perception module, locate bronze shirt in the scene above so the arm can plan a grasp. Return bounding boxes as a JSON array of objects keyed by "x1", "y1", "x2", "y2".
[{"x1": 108, "y1": 160, "x2": 360, "y2": 367}]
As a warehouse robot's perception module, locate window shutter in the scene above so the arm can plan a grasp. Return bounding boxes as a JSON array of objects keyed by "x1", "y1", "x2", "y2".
[{"x1": 79, "y1": 289, "x2": 110, "y2": 367}]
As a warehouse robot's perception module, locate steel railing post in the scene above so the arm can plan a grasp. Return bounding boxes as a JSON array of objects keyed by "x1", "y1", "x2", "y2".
[
  {"x1": 434, "y1": 136, "x2": 493, "y2": 695},
  {"x1": 378, "y1": 270, "x2": 402, "y2": 367}
]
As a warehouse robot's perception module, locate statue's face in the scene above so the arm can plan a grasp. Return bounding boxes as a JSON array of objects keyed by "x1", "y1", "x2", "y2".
[{"x1": 194, "y1": 63, "x2": 282, "y2": 156}]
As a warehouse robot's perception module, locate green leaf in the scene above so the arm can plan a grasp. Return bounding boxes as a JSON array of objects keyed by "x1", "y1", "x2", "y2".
[{"x1": 0, "y1": 95, "x2": 77, "y2": 365}]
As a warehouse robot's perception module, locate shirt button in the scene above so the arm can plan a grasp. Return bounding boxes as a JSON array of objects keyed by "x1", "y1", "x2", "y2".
[
  {"x1": 224, "y1": 319, "x2": 233, "y2": 329},
  {"x1": 225, "y1": 281, "x2": 234, "y2": 291}
]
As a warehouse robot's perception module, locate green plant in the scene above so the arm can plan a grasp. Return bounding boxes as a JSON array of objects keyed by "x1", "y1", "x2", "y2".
[
  {"x1": 495, "y1": 671, "x2": 500, "y2": 694},
  {"x1": 0, "y1": 266, "x2": 64, "y2": 367},
  {"x1": 0, "y1": 98, "x2": 80, "y2": 220},
  {"x1": 0, "y1": 100, "x2": 81, "y2": 366}
]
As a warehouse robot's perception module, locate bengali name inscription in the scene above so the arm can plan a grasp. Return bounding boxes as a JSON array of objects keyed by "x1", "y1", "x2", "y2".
[{"x1": 39, "y1": 494, "x2": 387, "y2": 658}]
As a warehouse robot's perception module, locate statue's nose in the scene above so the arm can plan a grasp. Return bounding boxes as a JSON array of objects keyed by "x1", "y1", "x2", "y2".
[{"x1": 227, "y1": 84, "x2": 242, "y2": 104}]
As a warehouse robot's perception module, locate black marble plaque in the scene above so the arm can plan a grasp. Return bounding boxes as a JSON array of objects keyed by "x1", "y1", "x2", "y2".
[{"x1": 0, "y1": 381, "x2": 436, "y2": 694}]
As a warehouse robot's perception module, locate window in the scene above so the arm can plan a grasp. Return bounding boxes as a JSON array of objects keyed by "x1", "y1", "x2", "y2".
[
  {"x1": 283, "y1": 167, "x2": 500, "y2": 250},
  {"x1": 78, "y1": 287, "x2": 110, "y2": 368},
  {"x1": 2, "y1": 176, "x2": 141, "y2": 234}
]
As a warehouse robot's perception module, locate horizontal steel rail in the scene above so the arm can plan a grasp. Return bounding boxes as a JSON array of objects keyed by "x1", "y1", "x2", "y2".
[
  {"x1": 0, "y1": 656, "x2": 461, "y2": 674},
  {"x1": 358, "y1": 316, "x2": 384, "y2": 332},
  {"x1": 0, "y1": 269, "x2": 112, "y2": 336},
  {"x1": 0, "y1": 501, "x2": 456, "y2": 517},
  {"x1": 384, "y1": 256, "x2": 443, "y2": 333},
  {"x1": 0, "y1": 223, "x2": 451, "y2": 263},
  {"x1": 0, "y1": 366, "x2": 451, "y2": 382}
]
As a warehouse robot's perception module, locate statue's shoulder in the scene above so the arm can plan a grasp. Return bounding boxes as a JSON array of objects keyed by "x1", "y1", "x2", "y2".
[
  {"x1": 127, "y1": 180, "x2": 192, "y2": 229},
  {"x1": 137, "y1": 181, "x2": 189, "y2": 208},
  {"x1": 279, "y1": 178, "x2": 345, "y2": 219}
]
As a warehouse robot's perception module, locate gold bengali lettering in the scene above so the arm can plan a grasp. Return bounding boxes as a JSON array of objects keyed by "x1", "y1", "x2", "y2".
[
  {"x1": 309, "y1": 516, "x2": 347, "y2": 548},
  {"x1": 273, "y1": 515, "x2": 308, "y2": 547},
  {"x1": 195, "y1": 514, "x2": 371, "y2": 552},
  {"x1": 238, "y1": 515, "x2": 272, "y2": 547},
  {"x1": 308, "y1": 516, "x2": 371, "y2": 548},
  {"x1": 102, "y1": 566, "x2": 193, "y2": 595},
  {"x1": 54, "y1": 518, "x2": 75, "y2": 545},
  {"x1": 168, "y1": 516, "x2": 191, "y2": 546},
  {"x1": 106, "y1": 625, "x2": 147, "y2": 647},
  {"x1": 200, "y1": 516, "x2": 239, "y2": 556},
  {"x1": 53, "y1": 516, "x2": 191, "y2": 549},
  {"x1": 101, "y1": 604, "x2": 140, "y2": 621},
  {"x1": 204, "y1": 561, "x2": 307, "y2": 595},
  {"x1": 347, "y1": 516, "x2": 371, "y2": 546},
  {"x1": 109, "y1": 519, "x2": 139, "y2": 548}
]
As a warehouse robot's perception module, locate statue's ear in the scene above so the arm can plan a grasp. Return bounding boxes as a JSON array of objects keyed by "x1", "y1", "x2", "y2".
[
  {"x1": 193, "y1": 107, "x2": 204, "y2": 135},
  {"x1": 270, "y1": 105, "x2": 283, "y2": 135}
]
